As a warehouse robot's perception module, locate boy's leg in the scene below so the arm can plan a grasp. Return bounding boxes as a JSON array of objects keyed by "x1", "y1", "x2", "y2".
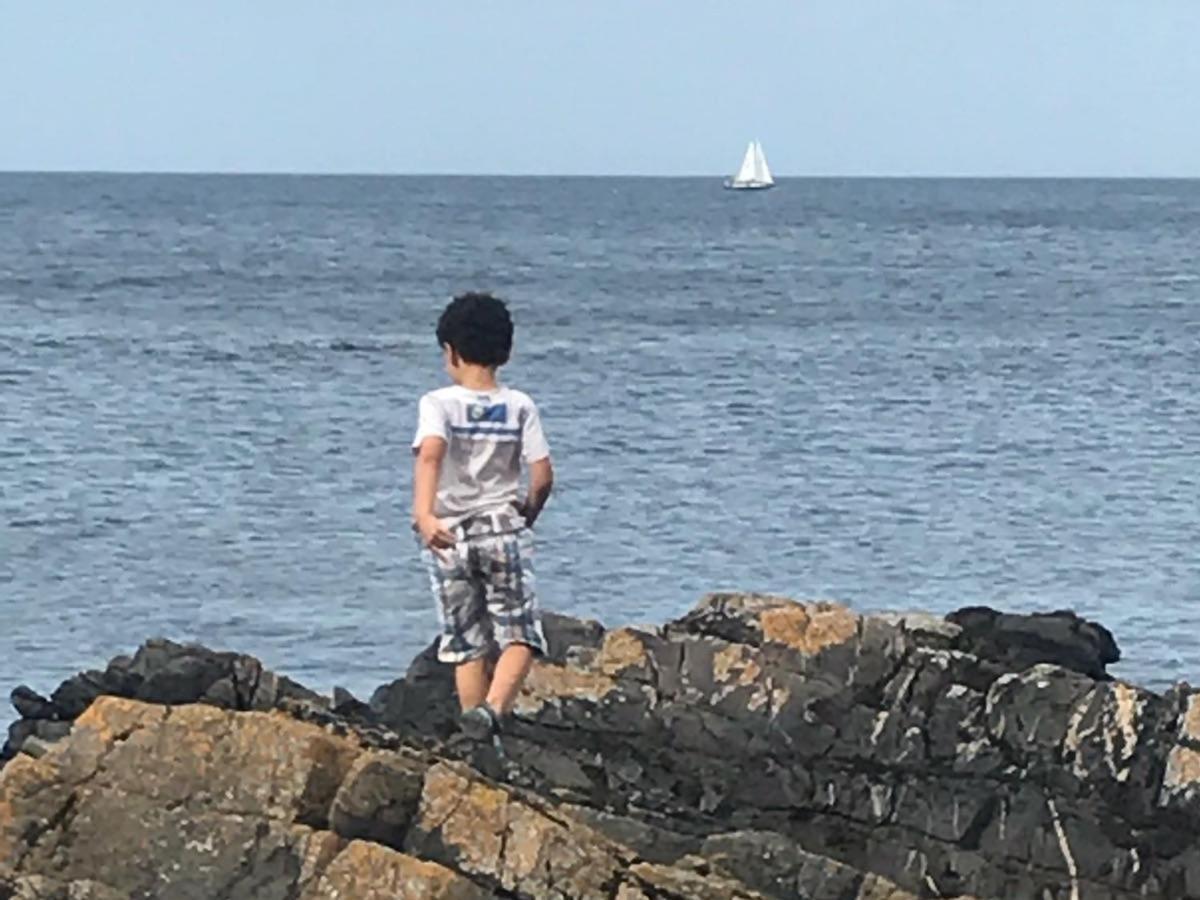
[
  {"x1": 455, "y1": 658, "x2": 490, "y2": 711},
  {"x1": 486, "y1": 643, "x2": 534, "y2": 715},
  {"x1": 481, "y1": 529, "x2": 548, "y2": 716}
]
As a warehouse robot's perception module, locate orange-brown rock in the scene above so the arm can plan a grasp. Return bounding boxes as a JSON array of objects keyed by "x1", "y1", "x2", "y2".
[
  {"x1": 760, "y1": 602, "x2": 859, "y2": 654},
  {"x1": 406, "y1": 761, "x2": 769, "y2": 899},
  {"x1": 407, "y1": 761, "x2": 636, "y2": 897},
  {"x1": 301, "y1": 840, "x2": 492, "y2": 900},
  {"x1": 1, "y1": 697, "x2": 365, "y2": 898}
]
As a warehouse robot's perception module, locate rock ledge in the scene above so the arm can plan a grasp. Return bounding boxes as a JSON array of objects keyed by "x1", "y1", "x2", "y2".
[{"x1": 3, "y1": 595, "x2": 1197, "y2": 900}]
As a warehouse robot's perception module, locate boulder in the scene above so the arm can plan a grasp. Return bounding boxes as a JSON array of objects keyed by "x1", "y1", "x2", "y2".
[{"x1": 947, "y1": 605, "x2": 1120, "y2": 680}]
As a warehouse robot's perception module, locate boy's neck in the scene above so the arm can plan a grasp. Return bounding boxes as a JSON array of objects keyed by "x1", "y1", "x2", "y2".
[{"x1": 455, "y1": 365, "x2": 499, "y2": 392}]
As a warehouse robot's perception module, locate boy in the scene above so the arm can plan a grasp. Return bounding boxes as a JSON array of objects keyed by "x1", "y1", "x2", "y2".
[{"x1": 412, "y1": 292, "x2": 554, "y2": 742}]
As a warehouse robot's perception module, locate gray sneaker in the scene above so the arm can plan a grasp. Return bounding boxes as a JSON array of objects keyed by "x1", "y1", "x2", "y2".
[{"x1": 459, "y1": 704, "x2": 501, "y2": 742}]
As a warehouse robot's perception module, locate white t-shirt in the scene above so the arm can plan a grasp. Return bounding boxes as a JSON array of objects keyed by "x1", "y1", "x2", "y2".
[{"x1": 412, "y1": 385, "x2": 550, "y2": 527}]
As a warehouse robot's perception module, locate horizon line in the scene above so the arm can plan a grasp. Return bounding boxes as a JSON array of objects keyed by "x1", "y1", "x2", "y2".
[{"x1": 3, "y1": 168, "x2": 1200, "y2": 181}]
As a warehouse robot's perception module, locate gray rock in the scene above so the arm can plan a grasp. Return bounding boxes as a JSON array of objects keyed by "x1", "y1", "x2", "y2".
[{"x1": 3, "y1": 594, "x2": 1195, "y2": 900}]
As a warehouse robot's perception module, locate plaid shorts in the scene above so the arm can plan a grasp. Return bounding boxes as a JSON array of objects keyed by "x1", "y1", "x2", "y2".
[{"x1": 422, "y1": 518, "x2": 547, "y2": 664}]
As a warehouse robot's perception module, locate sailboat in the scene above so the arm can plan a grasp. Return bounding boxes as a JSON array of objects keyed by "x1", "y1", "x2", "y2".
[{"x1": 724, "y1": 139, "x2": 775, "y2": 190}]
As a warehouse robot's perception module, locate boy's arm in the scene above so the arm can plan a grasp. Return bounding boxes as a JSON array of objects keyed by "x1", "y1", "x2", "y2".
[
  {"x1": 521, "y1": 456, "x2": 554, "y2": 528},
  {"x1": 412, "y1": 437, "x2": 455, "y2": 549}
]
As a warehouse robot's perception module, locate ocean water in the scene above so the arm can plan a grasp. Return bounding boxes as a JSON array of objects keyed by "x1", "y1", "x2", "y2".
[{"x1": 2, "y1": 173, "x2": 1198, "y2": 708}]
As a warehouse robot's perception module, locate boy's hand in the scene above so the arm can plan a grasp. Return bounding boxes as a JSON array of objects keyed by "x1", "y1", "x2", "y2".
[
  {"x1": 520, "y1": 457, "x2": 554, "y2": 529},
  {"x1": 417, "y1": 514, "x2": 455, "y2": 551}
]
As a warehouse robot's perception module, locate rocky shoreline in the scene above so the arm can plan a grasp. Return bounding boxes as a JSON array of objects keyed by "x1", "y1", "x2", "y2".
[{"x1": 2, "y1": 594, "x2": 1198, "y2": 899}]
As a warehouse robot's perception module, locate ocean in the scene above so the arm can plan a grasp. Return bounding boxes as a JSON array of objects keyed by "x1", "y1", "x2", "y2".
[{"x1": 2, "y1": 173, "x2": 1197, "y2": 708}]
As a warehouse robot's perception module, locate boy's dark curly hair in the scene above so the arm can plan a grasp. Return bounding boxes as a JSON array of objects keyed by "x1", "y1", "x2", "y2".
[{"x1": 436, "y1": 292, "x2": 513, "y2": 367}]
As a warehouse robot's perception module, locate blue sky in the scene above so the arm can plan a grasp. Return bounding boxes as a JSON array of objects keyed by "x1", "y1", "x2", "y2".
[{"x1": 2, "y1": 1, "x2": 1198, "y2": 176}]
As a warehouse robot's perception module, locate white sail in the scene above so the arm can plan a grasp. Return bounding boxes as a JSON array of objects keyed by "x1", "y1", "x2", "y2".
[
  {"x1": 728, "y1": 139, "x2": 774, "y2": 188},
  {"x1": 752, "y1": 141, "x2": 774, "y2": 185},
  {"x1": 733, "y1": 141, "x2": 759, "y2": 184}
]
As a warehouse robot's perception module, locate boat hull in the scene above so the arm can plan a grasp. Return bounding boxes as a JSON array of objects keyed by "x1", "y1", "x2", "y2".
[{"x1": 723, "y1": 180, "x2": 775, "y2": 191}]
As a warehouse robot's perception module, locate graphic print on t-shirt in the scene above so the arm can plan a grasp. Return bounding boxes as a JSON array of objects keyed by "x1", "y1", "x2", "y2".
[{"x1": 467, "y1": 402, "x2": 508, "y2": 424}]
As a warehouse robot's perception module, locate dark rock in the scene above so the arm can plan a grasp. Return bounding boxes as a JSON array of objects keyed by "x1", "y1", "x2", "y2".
[
  {"x1": 1, "y1": 720, "x2": 33, "y2": 764},
  {"x1": 329, "y1": 751, "x2": 427, "y2": 849},
  {"x1": 331, "y1": 685, "x2": 371, "y2": 718},
  {"x1": 369, "y1": 641, "x2": 458, "y2": 739},
  {"x1": 48, "y1": 669, "x2": 112, "y2": 720},
  {"x1": 35, "y1": 720, "x2": 72, "y2": 742},
  {"x1": 9, "y1": 687, "x2": 55, "y2": 721},
  {"x1": 560, "y1": 805, "x2": 702, "y2": 864},
  {"x1": 542, "y1": 610, "x2": 606, "y2": 660},
  {"x1": 948, "y1": 605, "x2": 1120, "y2": 679},
  {"x1": 368, "y1": 611, "x2": 604, "y2": 739},
  {"x1": 462, "y1": 595, "x2": 1196, "y2": 899},
  {"x1": 39, "y1": 638, "x2": 325, "y2": 723},
  {"x1": 701, "y1": 830, "x2": 913, "y2": 900},
  {"x1": 1, "y1": 718, "x2": 70, "y2": 763}
]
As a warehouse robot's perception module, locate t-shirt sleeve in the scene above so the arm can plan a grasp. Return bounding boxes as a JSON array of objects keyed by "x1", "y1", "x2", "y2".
[
  {"x1": 520, "y1": 399, "x2": 550, "y2": 463},
  {"x1": 412, "y1": 395, "x2": 449, "y2": 449}
]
